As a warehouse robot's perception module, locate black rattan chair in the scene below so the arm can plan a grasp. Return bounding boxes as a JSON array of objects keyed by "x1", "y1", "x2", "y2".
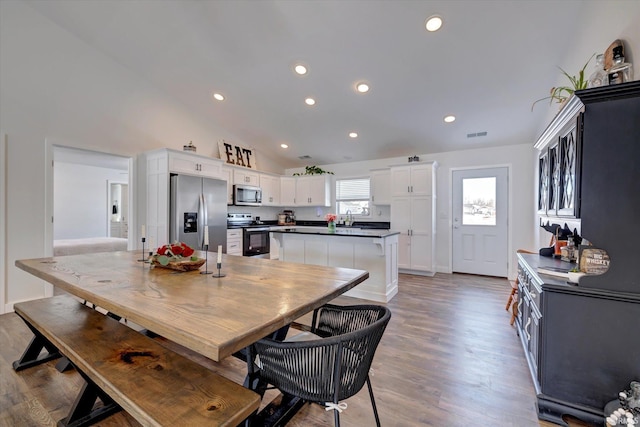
[{"x1": 251, "y1": 304, "x2": 391, "y2": 426}]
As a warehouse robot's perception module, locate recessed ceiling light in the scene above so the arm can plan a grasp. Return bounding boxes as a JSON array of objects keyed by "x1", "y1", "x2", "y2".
[
  {"x1": 294, "y1": 64, "x2": 307, "y2": 75},
  {"x1": 444, "y1": 115, "x2": 456, "y2": 123},
  {"x1": 305, "y1": 97, "x2": 316, "y2": 106},
  {"x1": 213, "y1": 93, "x2": 225, "y2": 101},
  {"x1": 355, "y1": 82, "x2": 369, "y2": 93},
  {"x1": 280, "y1": 143, "x2": 289, "y2": 148},
  {"x1": 349, "y1": 132, "x2": 358, "y2": 138},
  {"x1": 425, "y1": 15, "x2": 443, "y2": 32}
]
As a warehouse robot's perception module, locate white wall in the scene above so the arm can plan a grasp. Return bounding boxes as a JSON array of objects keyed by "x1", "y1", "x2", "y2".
[
  {"x1": 0, "y1": 2, "x2": 287, "y2": 310},
  {"x1": 287, "y1": 143, "x2": 534, "y2": 278},
  {"x1": 54, "y1": 162, "x2": 128, "y2": 239},
  {"x1": 536, "y1": 2, "x2": 640, "y2": 135},
  {"x1": 1, "y1": 133, "x2": 6, "y2": 312}
]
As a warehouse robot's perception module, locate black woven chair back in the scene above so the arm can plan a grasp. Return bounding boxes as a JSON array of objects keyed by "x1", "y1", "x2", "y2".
[{"x1": 253, "y1": 304, "x2": 391, "y2": 403}]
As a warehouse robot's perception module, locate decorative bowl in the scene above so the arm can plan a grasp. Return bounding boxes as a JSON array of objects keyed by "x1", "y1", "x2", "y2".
[{"x1": 150, "y1": 257, "x2": 205, "y2": 272}]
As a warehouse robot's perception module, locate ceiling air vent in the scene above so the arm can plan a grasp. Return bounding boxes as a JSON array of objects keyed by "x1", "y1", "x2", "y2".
[
  {"x1": 298, "y1": 155, "x2": 312, "y2": 159},
  {"x1": 467, "y1": 131, "x2": 488, "y2": 138}
]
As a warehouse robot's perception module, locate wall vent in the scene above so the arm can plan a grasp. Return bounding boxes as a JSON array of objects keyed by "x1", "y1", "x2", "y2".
[
  {"x1": 467, "y1": 131, "x2": 488, "y2": 138},
  {"x1": 298, "y1": 155, "x2": 312, "y2": 159}
]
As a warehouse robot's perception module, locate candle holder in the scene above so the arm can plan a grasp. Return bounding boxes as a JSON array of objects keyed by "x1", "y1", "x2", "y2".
[
  {"x1": 138, "y1": 237, "x2": 147, "y2": 262},
  {"x1": 212, "y1": 262, "x2": 226, "y2": 278},
  {"x1": 200, "y1": 244, "x2": 213, "y2": 274}
]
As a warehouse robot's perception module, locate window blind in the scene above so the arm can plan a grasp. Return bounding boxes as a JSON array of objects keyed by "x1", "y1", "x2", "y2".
[{"x1": 336, "y1": 178, "x2": 370, "y2": 200}]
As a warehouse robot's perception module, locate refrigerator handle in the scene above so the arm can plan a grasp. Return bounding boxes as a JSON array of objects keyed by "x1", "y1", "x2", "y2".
[{"x1": 199, "y1": 193, "x2": 207, "y2": 248}]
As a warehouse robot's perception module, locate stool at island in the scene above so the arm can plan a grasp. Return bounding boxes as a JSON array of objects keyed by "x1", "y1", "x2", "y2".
[{"x1": 506, "y1": 249, "x2": 536, "y2": 325}]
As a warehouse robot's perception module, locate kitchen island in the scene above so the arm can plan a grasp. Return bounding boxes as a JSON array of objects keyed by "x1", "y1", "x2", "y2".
[{"x1": 271, "y1": 227, "x2": 399, "y2": 303}]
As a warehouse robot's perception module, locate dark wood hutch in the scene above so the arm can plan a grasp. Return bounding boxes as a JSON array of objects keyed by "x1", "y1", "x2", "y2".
[{"x1": 519, "y1": 81, "x2": 640, "y2": 426}]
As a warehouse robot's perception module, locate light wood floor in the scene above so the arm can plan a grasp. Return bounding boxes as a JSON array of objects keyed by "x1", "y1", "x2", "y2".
[{"x1": 0, "y1": 273, "x2": 586, "y2": 426}]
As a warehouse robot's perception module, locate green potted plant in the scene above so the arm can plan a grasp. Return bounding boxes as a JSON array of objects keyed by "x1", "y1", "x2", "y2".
[
  {"x1": 531, "y1": 54, "x2": 595, "y2": 111},
  {"x1": 293, "y1": 165, "x2": 334, "y2": 176}
]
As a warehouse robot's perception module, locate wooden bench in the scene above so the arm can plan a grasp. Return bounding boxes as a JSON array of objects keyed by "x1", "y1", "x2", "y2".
[{"x1": 12, "y1": 295, "x2": 260, "y2": 427}]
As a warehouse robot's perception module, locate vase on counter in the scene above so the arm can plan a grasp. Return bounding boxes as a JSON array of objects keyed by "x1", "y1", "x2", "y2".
[{"x1": 328, "y1": 221, "x2": 336, "y2": 232}]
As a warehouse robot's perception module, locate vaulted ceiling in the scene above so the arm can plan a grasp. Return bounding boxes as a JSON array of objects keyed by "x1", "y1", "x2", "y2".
[{"x1": 27, "y1": 1, "x2": 638, "y2": 168}]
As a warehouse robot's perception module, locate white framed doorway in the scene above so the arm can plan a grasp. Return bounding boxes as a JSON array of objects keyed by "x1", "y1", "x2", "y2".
[
  {"x1": 44, "y1": 142, "x2": 134, "y2": 295},
  {"x1": 452, "y1": 167, "x2": 509, "y2": 277}
]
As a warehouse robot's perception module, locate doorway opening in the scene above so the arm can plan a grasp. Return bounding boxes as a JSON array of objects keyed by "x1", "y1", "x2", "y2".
[
  {"x1": 48, "y1": 145, "x2": 133, "y2": 259},
  {"x1": 452, "y1": 167, "x2": 509, "y2": 277}
]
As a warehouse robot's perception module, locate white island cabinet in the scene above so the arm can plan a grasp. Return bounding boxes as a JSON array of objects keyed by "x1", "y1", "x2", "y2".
[{"x1": 271, "y1": 228, "x2": 399, "y2": 303}]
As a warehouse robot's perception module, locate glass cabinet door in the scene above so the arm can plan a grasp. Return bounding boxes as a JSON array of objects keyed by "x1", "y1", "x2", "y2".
[
  {"x1": 537, "y1": 113, "x2": 582, "y2": 218},
  {"x1": 538, "y1": 151, "x2": 550, "y2": 214}
]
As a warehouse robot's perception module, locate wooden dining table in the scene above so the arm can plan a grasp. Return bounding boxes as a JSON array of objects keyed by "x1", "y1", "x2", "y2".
[{"x1": 15, "y1": 250, "x2": 369, "y2": 362}]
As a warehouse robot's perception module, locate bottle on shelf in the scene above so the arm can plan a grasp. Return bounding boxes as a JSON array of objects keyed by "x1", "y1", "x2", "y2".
[
  {"x1": 587, "y1": 54, "x2": 608, "y2": 88},
  {"x1": 608, "y1": 46, "x2": 633, "y2": 85}
]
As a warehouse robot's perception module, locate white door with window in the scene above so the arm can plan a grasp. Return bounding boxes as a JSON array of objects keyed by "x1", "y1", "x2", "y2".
[{"x1": 452, "y1": 167, "x2": 508, "y2": 277}]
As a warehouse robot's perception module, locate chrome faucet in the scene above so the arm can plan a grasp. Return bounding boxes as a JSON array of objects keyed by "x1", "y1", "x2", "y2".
[{"x1": 345, "y1": 209, "x2": 353, "y2": 226}]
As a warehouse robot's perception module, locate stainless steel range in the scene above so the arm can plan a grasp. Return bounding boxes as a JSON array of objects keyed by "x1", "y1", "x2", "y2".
[{"x1": 227, "y1": 213, "x2": 270, "y2": 258}]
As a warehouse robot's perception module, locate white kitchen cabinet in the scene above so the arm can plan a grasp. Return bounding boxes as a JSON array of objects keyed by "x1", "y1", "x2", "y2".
[
  {"x1": 295, "y1": 175, "x2": 330, "y2": 207},
  {"x1": 168, "y1": 151, "x2": 223, "y2": 179},
  {"x1": 273, "y1": 231, "x2": 399, "y2": 303},
  {"x1": 280, "y1": 177, "x2": 296, "y2": 206},
  {"x1": 390, "y1": 161, "x2": 437, "y2": 274},
  {"x1": 269, "y1": 232, "x2": 280, "y2": 260},
  {"x1": 370, "y1": 169, "x2": 391, "y2": 205},
  {"x1": 390, "y1": 163, "x2": 432, "y2": 197},
  {"x1": 222, "y1": 167, "x2": 233, "y2": 205},
  {"x1": 260, "y1": 174, "x2": 280, "y2": 206},
  {"x1": 226, "y1": 229, "x2": 242, "y2": 256},
  {"x1": 233, "y1": 169, "x2": 260, "y2": 186},
  {"x1": 110, "y1": 221, "x2": 128, "y2": 238}
]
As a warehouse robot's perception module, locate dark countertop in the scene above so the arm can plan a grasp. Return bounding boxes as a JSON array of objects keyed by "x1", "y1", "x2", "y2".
[
  {"x1": 518, "y1": 253, "x2": 640, "y2": 301},
  {"x1": 293, "y1": 220, "x2": 390, "y2": 229},
  {"x1": 518, "y1": 253, "x2": 575, "y2": 287},
  {"x1": 270, "y1": 226, "x2": 399, "y2": 238}
]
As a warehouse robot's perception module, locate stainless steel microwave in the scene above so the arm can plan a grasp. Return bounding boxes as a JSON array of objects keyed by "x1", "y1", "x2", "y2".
[{"x1": 233, "y1": 184, "x2": 262, "y2": 206}]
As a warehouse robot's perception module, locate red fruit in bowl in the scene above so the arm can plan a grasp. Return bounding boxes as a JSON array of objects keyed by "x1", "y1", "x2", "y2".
[
  {"x1": 157, "y1": 246, "x2": 168, "y2": 255},
  {"x1": 182, "y1": 245, "x2": 194, "y2": 257},
  {"x1": 171, "y1": 244, "x2": 184, "y2": 255}
]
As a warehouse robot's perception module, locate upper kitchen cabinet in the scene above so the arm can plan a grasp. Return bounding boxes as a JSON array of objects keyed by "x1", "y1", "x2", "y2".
[
  {"x1": 233, "y1": 168, "x2": 260, "y2": 186},
  {"x1": 370, "y1": 169, "x2": 391, "y2": 205},
  {"x1": 222, "y1": 167, "x2": 233, "y2": 205},
  {"x1": 390, "y1": 163, "x2": 433, "y2": 197},
  {"x1": 295, "y1": 175, "x2": 331, "y2": 207},
  {"x1": 280, "y1": 177, "x2": 296, "y2": 206},
  {"x1": 260, "y1": 173, "x2": 281, "y2": 206},
  {"x1": 535, "y1": 96, "x2": 584, "y2": 218},
  {"x1": 168, "y1": 150, "x2": 223, "y2": 179}
]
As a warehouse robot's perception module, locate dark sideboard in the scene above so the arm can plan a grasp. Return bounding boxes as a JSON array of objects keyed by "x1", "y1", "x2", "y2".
[
  {"x1": 517, "y1": 253, "x2": 640, "y2": 426},
  {"x1": 528, "y1": 81, "x2": 640, "y2": 425}
]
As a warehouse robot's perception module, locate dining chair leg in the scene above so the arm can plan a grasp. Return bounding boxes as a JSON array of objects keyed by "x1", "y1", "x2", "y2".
[
  {"x1": 366, "y1": 375, "x2": 382, "y2": 427},
  {"x1": 334, "y1": 408, "x2": 340, "y2": 427},
  {"x1": 505, "y1": 286, "x2": 516, "y2": 311},
  {"x1": 510, "y1": 295, "x2": 518, "y2": 326}
]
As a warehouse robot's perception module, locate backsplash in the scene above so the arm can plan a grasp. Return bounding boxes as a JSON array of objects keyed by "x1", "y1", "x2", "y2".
[{"x1": 227, "y1": 205, "x2": 391, "y2": 223}]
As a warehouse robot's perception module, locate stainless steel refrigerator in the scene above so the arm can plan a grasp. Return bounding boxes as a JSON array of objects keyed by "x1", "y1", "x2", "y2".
[{"x1": 170, "y1": 174, "x2": 227, "y2": 252}]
